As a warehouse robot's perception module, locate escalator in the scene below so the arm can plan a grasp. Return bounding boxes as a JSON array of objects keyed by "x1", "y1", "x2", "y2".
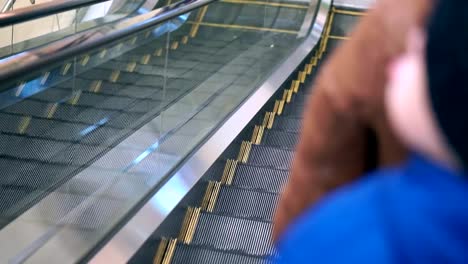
[
  {"x1": 130, "y1": 6, "x2": 365, "y2": 263},
  {"x1": 0, "y1": 0, "x2": 325, "y2": 262}
]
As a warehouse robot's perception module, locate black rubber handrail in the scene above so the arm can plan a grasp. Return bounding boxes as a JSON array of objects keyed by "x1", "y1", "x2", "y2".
[
  {"x1": 0, "y1": 0, "x2": 110, "y2": 27},
  {"x1": 0, "y1": 0, "x2": 215, "y2": 86}
]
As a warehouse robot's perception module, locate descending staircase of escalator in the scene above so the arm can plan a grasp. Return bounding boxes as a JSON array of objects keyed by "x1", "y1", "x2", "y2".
[{"x1": 130, "y1": 6, "x2": 365, "y2": 264}]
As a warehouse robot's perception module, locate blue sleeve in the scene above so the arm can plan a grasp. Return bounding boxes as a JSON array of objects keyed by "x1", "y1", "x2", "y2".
[{"x1": 275, "y1": 173, "x2": 395, "y2": 264}]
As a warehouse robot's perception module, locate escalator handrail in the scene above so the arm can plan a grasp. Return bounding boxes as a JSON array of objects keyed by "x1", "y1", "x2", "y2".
[
  {"x1": 0, "y1": 0, "x2": 216, "y2": 86},
  {"x1": 0, "y1": 0, "x2": 109, "y2": 27}
]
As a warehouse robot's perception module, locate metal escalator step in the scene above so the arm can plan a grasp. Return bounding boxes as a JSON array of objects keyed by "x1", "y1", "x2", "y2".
[
  {"x1": 171, "y1": 243, "x2": 268, "y2": 264},
  {"x1": 282, "y1": 102, "x2": 305, "y2": 117},
  {"x1": 246, "y1": 145, "x2": 294, "y2": 170},
  {"x1": 213, "y1": 186, "x2": 278, "y2": 221},
  {"x1": 232, "y1": 164, "x2": 288, "y2": 193},
  {"x1": 271, "y1": 116, "x2": 302, "y2": 133},
  {"x1": 262, "y1": 130, "x2": 299, "y2": 149},
  {"x1": 192, "y1": 212, "x2": 275, "y2": 256}
]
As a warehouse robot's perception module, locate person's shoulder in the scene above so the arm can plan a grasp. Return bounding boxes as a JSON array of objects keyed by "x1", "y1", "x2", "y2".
[{"x1": 276, "y1": 168, "x2": 401, "y2": 264}]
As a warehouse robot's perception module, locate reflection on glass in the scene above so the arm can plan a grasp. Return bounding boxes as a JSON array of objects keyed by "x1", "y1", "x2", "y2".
[{"x1": 0, "y1": 0, "x2": 317, "y2": 261}]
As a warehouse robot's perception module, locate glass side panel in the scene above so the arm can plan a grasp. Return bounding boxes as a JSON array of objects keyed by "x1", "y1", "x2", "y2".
[
  {"x1": 0, "y1": 0, "x2": 318, "y2": 261},
  {"x1": 0, "y1": 0, "x2": 145, "y2": 58}
]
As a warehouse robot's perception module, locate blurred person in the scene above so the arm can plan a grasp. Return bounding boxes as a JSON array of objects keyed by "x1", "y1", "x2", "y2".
[
  {"x1": 275, "y1": 0, "x2": 468, "y2": 262},
  {"x1": 273, "y1": 0, "x2": 434, "y2": 240}
]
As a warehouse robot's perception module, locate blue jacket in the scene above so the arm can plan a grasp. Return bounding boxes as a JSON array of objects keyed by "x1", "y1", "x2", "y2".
[{"x1": 276, "y1": 154, "x2": 468, "y2": 263}]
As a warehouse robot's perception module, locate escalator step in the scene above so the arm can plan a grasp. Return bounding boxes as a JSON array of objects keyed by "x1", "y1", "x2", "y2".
[
  {"x1": 271, "y1": 116, "x2": 302, "y2": 133},
  {"x1": 213, "y1": 186, "x2": 278, "y2": 221},
  {"x1": 247, "y1": 145, "x2": 294, "y2": 170},
  {"x1": 282, "y1": 103, "x2": 305, "y2": 117},
  {"x1": 262, "y1": 130, "x2": 299, "y2": 149},
  {"x1": 192, "y1": 212, "x2": 275, "y2": 256},
  {"x1": 171, "y1": 243, "x2": 268, "y2": 264},
  {"x1": 232, "y1": 164, "x2": 289, "y2": 193}
]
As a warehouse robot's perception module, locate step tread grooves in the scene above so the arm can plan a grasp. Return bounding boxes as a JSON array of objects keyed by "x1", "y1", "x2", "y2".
[{"x1": 214, "y1": 186, "x2": 278, "y2": 220}]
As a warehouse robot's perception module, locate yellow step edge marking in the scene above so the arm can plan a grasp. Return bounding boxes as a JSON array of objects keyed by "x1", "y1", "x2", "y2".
[
  {"x1": 186, "y1": 21, "x2": 299, "y2": 35},
  {"x1": 81, "y1": 54, "x2": 90, "y2": 66},
  {"x1": 145, "y1": 31, "x2": 151, "y2": 39},
  {"x1": 153, "y1": 238, "x2": 169, "y2": 264},
  {"x1": 141, "y1": 54, "x2": 152, "y2": 65},
  {"x1": 273, "y1": 101, "x2": 280, "y2": 115},
  {"x1": 328, "y1": 35, "x2": 350, "y2": 40},
  {"x1": 241, "y1": 141, "x2": 252, "y2": 163},
  {"x1": 15, "y1": 82, "x2": 26, "y2": 97},
  {"x1": 127, "y1": 62, "x2": 137, "y2": 72},
  {"x1": 226, "y1": 160, "x2": 238, "y2": 185},
  {"x1": 154, "y1": 48, "x2": 163, "y2": 57},
  {"x1": 255, "y1": 126, "x2": 265, "y2": 145},
  {"x1": 170, "y1": 41, "x2": 179, "y2": 50},
  {"x1": 46, "y1": 103, "x2": 58, "y2": 119},
  {"x1": 251, "y1": 125, "x2": 260, "y2": 143},
  {"x1": 90, "y1": 80, "x2": 103, "y2": 93},
  {"x1": 267, "y1": 111, "x2": 276, "y2": 129},
  {"x1": 161, "y1": 239, "x2": 177, "y2": 264},
  {"x1": 286, "y1": 89, "x2": 293, "y2": 103},
  {"x1": 262, "y1": 112, "x2": 271, "y2": 127},
  {"x1": 18, "y1": 116, "x2": 31, "y2": 134},
  {"x1": 185, "y1": 207, "x2": 201, "y2": 243},
  {"x1": 306, "y1": 64, "x2": 313, "y2": 74},
  {"x1": 201, "y1": 181, "x2": 215, "y2": 210},
  {"x1": 207, "y1": 182, "x2": 221, "y2": 212},
  {"x1": 109, "y1": 70, "x2": 121, "y2": 83},
  {"x1": 190, "y1": 6, "x2": 209, "y2": 38},
  {"x1": 130, "y1": 36, "x2": 138, "y2": 45},
  {"x1": 238, "y1": 141, "x2": 247, "y2": 163},
  {"x1": 178, "y1": 207, "x2": 193, "y2": 242},
  {"x1": 277, "y1": 100, "x2": 285, "y2": 115},
  {"x1": 282, "y1": 90, "x2": 289, "y2": 102},
  {"x1": 221, "y1": 160, "x2": 233, "y2": 184},
  {"x1": 273, "y1": 100, "x2": 280, "y2": 115},
  {"x1": 290, "y1": 80, "x2": 302, "y2": 93},
  {"x1": 41, "y1": 72, "x2": 50, "y2": 85},
  {"x1": 61, "y1": 63, "x2": 72, "y2": 75},
  {"x1": 116, "y1": 43, "x2": 124, "y2": 51},
  {"x1": 300, "y1": 71, "x2": 306, "y2": 84},
  {"x1": 69, "y1": 90, "x2": 82, "y2": 105},
  {"x1": 99, "y1": 49, "x2": 107, "y2": 58},
  {"x1": 310, "y1": 56, "x2": 317, "y2": 66},
  {"x1": 332, "y1": 8, "x2": 366, "y2": 16},
  {"x1": 181, "y1": 36, "x2": 189, "y2": 44},
  {"x1": 222, "y1": 0, "x2": 307, "y2": 9}
]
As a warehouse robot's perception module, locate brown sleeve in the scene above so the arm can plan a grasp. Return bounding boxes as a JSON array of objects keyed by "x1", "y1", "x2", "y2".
[{"x1": 273, "y1": 0, "x2": 434, "y2": 241}]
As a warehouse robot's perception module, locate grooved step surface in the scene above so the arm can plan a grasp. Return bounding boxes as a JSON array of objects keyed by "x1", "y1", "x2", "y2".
[
  {"x1": 262, "y1": 130, "x2": 299, "y2": 149},
  {"x1": 247, "y1": 145, "x2": 294, "y2": 170},
  {"x1": 214, "y1": 186, "x2": 278, "y2": 221},
  {"x1": 271, "y1": 116, "x2": 302, "y2": 133},
  {"x1": 232, "y1": 164, "x2": 289, "y2": 193},
  {"x1": 192, "y1": 213, "x2": 275, "y2": 256},
  {"x1": 171, "y1": 244, "x2": 269, "y2": 264}
]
